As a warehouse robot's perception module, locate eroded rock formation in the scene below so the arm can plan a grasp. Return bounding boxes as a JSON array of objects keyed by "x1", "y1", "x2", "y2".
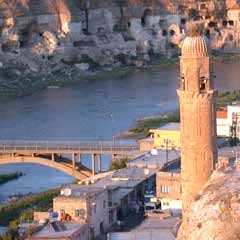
[{"x1": 177, "y1": 166, "x2": 240, "y2": 240}]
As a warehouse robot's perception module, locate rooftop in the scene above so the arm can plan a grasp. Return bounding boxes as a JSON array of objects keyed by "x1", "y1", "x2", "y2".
[
  {"x1": 127, "y1": 150, "x2": 180, "y2": 169},
  {"x1": 218, "y1": 146, "x2": 240, "y2": 159},
  {"x1": 153, "y1": 122, "x2": 180, "y2": 131},
  {"x1": 57, "y1": 185, "x2": 105, "y2": 199},
  {"x1": 108, "y1": 216, "x2": 178, "y2": 240},
  {"x1": 217, "y1": 110, "x2": 227, "y2": 119},
  {"x1": 32, "y1": 221, "x2": 87, "y2": 239},
  {"x1": 108, "y1": 229, "x2": 175, "y2": 240},
  {"x1": 58, "y1": 167, "x2": 157, "y2": 199}
]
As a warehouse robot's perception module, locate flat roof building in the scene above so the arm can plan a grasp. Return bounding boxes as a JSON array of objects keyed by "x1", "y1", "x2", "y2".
[
  {"x1": 149, "y1": 122, "x2": 181, "y2": 150},
  {"x1": 32, "y1": 221, "x2": 88, "y2": 240}
]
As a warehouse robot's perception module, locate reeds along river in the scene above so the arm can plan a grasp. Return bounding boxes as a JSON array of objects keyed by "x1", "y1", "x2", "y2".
[{"x1": 0, "y1": 60, "x2": 239, "y2": 199}]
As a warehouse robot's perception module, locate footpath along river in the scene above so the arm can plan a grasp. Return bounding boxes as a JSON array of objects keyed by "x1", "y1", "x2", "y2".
[{"x1": 0, "y1": 60, "x2": 239, "y2": 200}]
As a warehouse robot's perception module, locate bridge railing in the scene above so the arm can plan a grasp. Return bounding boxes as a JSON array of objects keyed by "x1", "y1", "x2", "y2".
[{"x1": 0, "y1": 140, "x2": 139, "y2": 152}]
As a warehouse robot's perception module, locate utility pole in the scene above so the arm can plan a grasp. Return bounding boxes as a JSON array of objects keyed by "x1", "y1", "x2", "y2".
[{"x1": 164, "y1": 139, "x2": 171, "y2": 164}]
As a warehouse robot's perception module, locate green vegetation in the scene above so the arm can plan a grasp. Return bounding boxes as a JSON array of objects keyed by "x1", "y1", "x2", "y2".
[
  {"x1": 0, "y1": 188, "x2": 59, "y2": 226},
  {"x1": 217, "y1": 90, "x2": 240, "y2": 107},
  {"x1": 129, "y1": 90, "x2": 240, "y2": 139},
  {"x1": 0, "y1": 172, "x2": 24, "y2": 186},
  {"x1": 129, "y1": 111, "x2": 180, "y2": 139},
  {"x1": 0, "y1": 188, "x2": 60, "y2": 239},
  {"x1": 109, "y1": 158, "x2": 129, "y2": 171}
]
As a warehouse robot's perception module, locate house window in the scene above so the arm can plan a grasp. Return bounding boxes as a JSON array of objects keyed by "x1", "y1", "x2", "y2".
[
  {"x1": 200, "y1": 77, "x2": 207, "y2": 91},
  {"x1": 161, "y1": 185, "x2": 169, "y2": 193},
  {"x1": 75, "y1": 209, "x2": 81, "y2": 217},
  {"x1": 93, "y1": 204, "x2": 97, "y2": 214},
  {"x1": 103, "y1": 200, "x2": 106, "y2": 208}
]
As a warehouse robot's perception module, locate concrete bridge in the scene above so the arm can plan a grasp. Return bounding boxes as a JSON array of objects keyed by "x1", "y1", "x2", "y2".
[{"x1": 0, "y1": 140, "x2": 139, "y2": 180}]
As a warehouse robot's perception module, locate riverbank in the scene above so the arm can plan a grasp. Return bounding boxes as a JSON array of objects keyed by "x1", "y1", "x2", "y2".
[
  {"x1": 117, "y1": 89, "x2": 240, "y2": 140},
  {"x1": 1, "y1": 51, "x2": 239, "y2": 101},
  {"x1": 0, "y1": 172, "x2": 24, "y2": 186},
  {"x1": 0, "y1": 188, "x2": 59, "y2": 239}
]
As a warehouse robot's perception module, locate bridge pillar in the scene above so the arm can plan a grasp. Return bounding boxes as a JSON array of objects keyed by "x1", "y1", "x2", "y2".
[
  {"x1": 72, "y1": 153, "x2": 75, "y2": 169},
  {"x1": 91, "y1": 154, "x2": 96, "y2": 175},
  {"x1": 52, "y1": 153, "x2": 55, "y2": 161},
  {"x1": 98, "y1": 154, "x2": 102, "y2": 173},
  {"x1": 111, "y1": 154, "x2": 117, "y2": 161},
  {"x1": 78, "y1": 153, "x2": 82, "y2": 164}
]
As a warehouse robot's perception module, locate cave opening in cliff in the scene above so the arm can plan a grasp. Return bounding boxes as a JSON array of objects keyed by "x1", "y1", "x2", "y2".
[
  {"x1": 181, "y1": 18, "x2": 186, "y2": 25},
  {"x1": 205, "y1": 29, "x2": 210, "y2": 39},
  {"x1": 228, "y1": 20, "x2": 234, "y2": 26},
  {"x1": 170, "y1": 29, "x2": 175, "y2": 36},
  {"x1": 222, "y1": 20, "x2": 227, "y2": 27},
  {"x1": 162, "y1": 30, "x2": 168, "y2": 37},
  {"x1": 141, "y1": 8, "x2": 153, "y2": 27}
]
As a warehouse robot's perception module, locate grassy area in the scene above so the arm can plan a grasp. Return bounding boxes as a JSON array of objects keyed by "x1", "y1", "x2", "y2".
[
  {"x1": 0, "y1": 188, "x2": 60, "y2": 239},
  {"x1": 217, "y1": 90, "x2": 240, "y2": 107},
  {"x1": 109, "y1": 158, "x2": 129, "y2": 171},
  {"x1": 0, "y1": 188, "x2": 60, "y2": 226},
  {"x1": 0, "y1": 172, "x2": 24, "y2": 186},
  {"x1": 129, "y1": 111, "x2": 180, "y2": 139}
]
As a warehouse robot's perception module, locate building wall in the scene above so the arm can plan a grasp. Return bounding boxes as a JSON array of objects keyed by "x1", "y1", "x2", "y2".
[
  {"x1": 88, "y1": 190, "x2": 109, "y2": 237},
  {"x1": 53, "y1": 197, "x2": 88, "y2": 222},
  {"x1": 227, "y1": 105, "x2": 240, "y2": 138},
  {"x1": 138, "y1": 138, "x2": 154, "y2": 152},
  {"x1": 156, "y1": 172, "x2": 181, "y2": 200},
  {"x1": 216, "y1": 118, "x2": 230, "y2": 137},
  {"x1": 32, "y1": 223, "x2": 89, "y2": 240},
  {"x1": 53, "y1": 190, "x2": 109, "y2": 238},
  {"x1": 161, "y1": 198, "x2": 182, "y2": 215},
  {"x1": 150, "y1": 129, "x2": 180, "y2": 149}
]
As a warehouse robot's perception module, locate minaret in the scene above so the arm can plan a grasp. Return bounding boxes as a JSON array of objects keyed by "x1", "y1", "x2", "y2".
[{"x1": 177, "y1": 24, "x2": 217, "y2": 212}]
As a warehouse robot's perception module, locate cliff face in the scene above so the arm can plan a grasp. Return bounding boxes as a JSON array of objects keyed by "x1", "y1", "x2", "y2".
[{"x1": 177, "y1": 167, "x2": 240, "y2": 240}]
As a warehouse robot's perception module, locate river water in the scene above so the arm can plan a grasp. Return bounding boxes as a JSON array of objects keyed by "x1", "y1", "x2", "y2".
[{"x1": 0, "y1": 60, "x2": 239, "y2": 200}]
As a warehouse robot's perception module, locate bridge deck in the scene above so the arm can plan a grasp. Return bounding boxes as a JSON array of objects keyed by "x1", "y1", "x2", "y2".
[{"x1": 0, "y1": 140, "x2": 139, "y2": 155}]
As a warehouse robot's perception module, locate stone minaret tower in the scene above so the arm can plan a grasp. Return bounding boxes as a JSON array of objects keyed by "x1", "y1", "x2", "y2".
[{"x1": 177, "y1": 24, "x2": 217, "y2": 212}]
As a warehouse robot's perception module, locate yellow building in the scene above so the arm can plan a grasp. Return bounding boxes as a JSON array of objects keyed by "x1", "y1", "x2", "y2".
[{"x1": 149, "y1": 122, "x2": 180, "y2": 149}]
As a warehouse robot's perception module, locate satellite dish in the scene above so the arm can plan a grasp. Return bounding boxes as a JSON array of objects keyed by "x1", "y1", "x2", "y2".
[
  {"x1": 63, "y1": 188, "x2": 72, "y2": 197},
  {"x1": 151, "y1": 148, "x2": 158, "y2": 155},
  {"x1": 144, "y1": 168, "x2": 150, "y2": 176}
]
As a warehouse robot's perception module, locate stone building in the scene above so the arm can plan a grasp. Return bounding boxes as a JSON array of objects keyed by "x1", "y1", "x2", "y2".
[
  {"x1": 156, "y1": 171, "x2": 182, "y2": 216},
  {"x1": 53, "y1": 186, "x2": 109, "y2": 239},
  {"x1": 53, "y1": 167, "x2": 156, "y2": 239},
  {"x1": 149, "y1": 123, "x2": 181, "y2": 150},
  {"x1": 32, "y1": 221, "x2": 89, "y2": 240},
  {"x1": 30, "y1": 222, "x2": 89, "y2": 240},
  {"x1": 177, "y1": 24, "x2": 217, "y2": 213}
]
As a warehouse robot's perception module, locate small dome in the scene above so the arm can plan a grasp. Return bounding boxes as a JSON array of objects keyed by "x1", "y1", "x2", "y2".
[{"x1": 181, "y1": 35, "x2": 209, "y2": 58}]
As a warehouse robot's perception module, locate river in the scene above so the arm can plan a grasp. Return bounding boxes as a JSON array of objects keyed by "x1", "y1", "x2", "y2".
[{"x1": 0, "y1": 60, "x2": 239, "y2": 200}]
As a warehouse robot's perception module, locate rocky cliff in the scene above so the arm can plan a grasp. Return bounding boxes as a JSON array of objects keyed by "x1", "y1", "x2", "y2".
[{"x1": 177, "y1": 166, "x2": 240, "y2": 240}]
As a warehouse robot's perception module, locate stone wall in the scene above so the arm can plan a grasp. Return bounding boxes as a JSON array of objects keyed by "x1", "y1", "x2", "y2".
[
  {"x1": 53, "y1": 189, "x2": 109, "y2": 238},
  {"x1": 156, "y1": 171, "x2": 181, "y2": 200}
]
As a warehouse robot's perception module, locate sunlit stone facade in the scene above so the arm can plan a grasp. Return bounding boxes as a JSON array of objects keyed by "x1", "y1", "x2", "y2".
[{"x1": 177, "y1": 26, "x2": 217, "y2": 212}]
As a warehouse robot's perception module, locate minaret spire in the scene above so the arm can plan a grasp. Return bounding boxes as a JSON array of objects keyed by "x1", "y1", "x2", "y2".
[{"x1": 177, "y1": 23, "x2": 217, "y2": 213}]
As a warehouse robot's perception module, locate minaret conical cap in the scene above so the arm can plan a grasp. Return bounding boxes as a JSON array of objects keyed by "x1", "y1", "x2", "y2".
[{"x1": 181, "y1": 23, "x2": 209, "y2": 57}]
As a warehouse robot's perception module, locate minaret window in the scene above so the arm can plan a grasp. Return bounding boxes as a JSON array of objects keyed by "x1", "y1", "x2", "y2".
[
  {"x1": 181, "y1": 76, "x2": 185, "y2": 90},
  {"x1": 200, "y1": 77, "x2": 207, "y2": 91}
]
